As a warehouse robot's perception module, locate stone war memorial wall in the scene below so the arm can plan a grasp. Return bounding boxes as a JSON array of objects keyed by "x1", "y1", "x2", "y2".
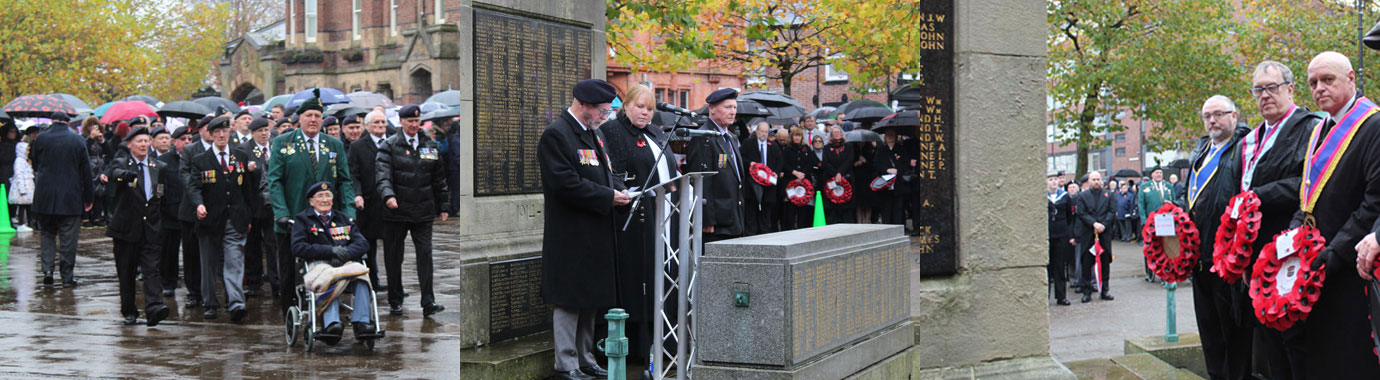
[{"x1": 906, "y1": 0, "x2": 957, "y2": 277}]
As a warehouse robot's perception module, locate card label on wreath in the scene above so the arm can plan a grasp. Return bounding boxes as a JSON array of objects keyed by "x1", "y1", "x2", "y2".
[
  {"x1": 1276, "y1": 256, "x2": 1302, "y2": 295},
  {"x1": 1231, "y1": 198, "x2": 1243, "y2": 219},
  {"x1": 1276, "y1": 229, "x2": 1299, "y2": 260},
  {"x1": 1155, "y1": 213, "x2": 1177, "y2": 236}
]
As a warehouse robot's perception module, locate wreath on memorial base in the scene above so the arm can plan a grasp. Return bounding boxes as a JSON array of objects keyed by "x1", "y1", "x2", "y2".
[
  {"x1": 1141, "y1": 203, "x2": 1200, "y2": 284},
  {"x1": 1249, "y1": 226, "x2": 1327, "y2": 331},
  {"x1": 1212, "y1": 191, "x2": 1263, "y2": 283},
  {"x1": 825, "y1": 178, "x2": 852, "y2": 204},
  {"x1": 786, "y1": 179, "x2": 814, "y2": 207}
]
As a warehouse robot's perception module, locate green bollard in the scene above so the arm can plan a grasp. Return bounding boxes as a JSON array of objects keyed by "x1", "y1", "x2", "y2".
[
  {"x1": 601, "y1": 308, "x2": 630, "y2": 380},
  {"x1": 1164, "y1": 281, "x2": 1179, "y2": 342}
]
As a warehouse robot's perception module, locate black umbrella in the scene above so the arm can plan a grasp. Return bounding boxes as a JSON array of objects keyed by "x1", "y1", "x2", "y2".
[
  {"x1": 836, "y1": 99, "x2": 890, "y2": 118},
  {"x1": 694, "y1": 100, "x2": 773, "y2": 118},
  {"x1": 426, "y1": 90, "x2": 462, "y2": 107},
  {"x1": 4, "y1": 94, "x2": 76, "y2": 118},
  {"x1": 326, "y1": 104, "x2": 369, "y2": 118},
  {"x1": 51, "y1": 93, "x2": 93, "y2": 113},
  {"x1": 740, "y1": 91, "x2": 804, "y2": 107},
  {"x1": 844, "y1": 107, "x2": 894, "y2": 123},
  {"x1": 157, "y1": 101, "x2": 214, "y2": 119},
  {"x1": 1112, "y1": 169, "x2": 1142, "y2": 178},
  {"x1": 807, "y1": 107, "x2": 836, "y2": 119},
  {"x1": 194, "y1": 96, "x2": 240, "y2": 114},
  {"x1": 844, "y1": 129, "x2": 882, "y2": 143},
  {"x1": 123, "y1": 95, "x2": 161, "y2": 107},
  {"x1": 0, "y1": 111, "x2": 11, "y2": 124},
  {"x1": 873, "y1": 111, "x2": 922, "y2": 135}
]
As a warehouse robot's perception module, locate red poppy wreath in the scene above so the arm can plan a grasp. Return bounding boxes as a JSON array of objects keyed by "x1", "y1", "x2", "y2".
[
  {"x1": 825, "y1": 178, "x2": 852, "y2": 204},
  {"x1": 1249, "y1": 226, "x2": 1326, "y2": 331},
  {"x1": 1212, "y1": 191, "x2": 1262, "y2": 283},
  {"x1": 1141, "y1": 203, "x2": 1201, "y2": 284},
  {"x1": 786, "y1": 179, "x2": 813, "y2": 207}
]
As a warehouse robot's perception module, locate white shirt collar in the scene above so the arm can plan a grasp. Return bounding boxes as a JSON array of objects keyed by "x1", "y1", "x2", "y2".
[{"x1": 567, "y1": 108, "x2": 591, "y2": 131}]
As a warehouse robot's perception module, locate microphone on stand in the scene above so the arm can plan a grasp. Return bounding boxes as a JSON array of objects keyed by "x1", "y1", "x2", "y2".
[
  {"x1": 673, "y1": 128, "x2": 723, "y2": 137},
  {"x1": 657, "y1": 102, "x2": 697, "y2": 118}
]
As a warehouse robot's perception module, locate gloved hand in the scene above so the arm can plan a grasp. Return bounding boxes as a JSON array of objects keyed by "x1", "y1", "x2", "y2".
[
  {"x1": 331, "y1": 246, "x2": 352, "y2": 264},
  {"x1": 276, "y1": 217, "x2": 293, "y2": 230}
]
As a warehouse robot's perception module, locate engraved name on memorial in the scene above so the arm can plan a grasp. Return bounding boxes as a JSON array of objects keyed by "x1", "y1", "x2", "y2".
[
  {"x1": 473, "y1": 9, "x2": 592, "y2": 195},
  {"x1": 906, "y1": 0, "x2": 956, "y2": 276},
  {"x1": 488, "y1": 256, "x2": 553, "y2": 342}
]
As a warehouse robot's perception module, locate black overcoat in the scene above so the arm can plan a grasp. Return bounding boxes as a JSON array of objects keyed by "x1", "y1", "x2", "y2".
[
  {"x1": 599, "y1": 114, "x2": 678, "y2": 322},
  {"x1": 820, "y1": 142, "x2": 855, "y2": 209},
  {"x1": 740, "y1": 138, "x2": 785, "y2": 205},
  {"x1": 685, "y1": 120, "x2": 744, "y2": 235},
  {"x1": 104, "y1": 152, "x2": 162, "y2": 243},
  {"x1": 30, "y1": 122, "x2": 93, "y2": 216},
  {"x1": 156, "y1": 152, "x2": 185, "y2": 229},
  {"x1": 539, "y1": 110, "x2": 619, "y2": 309},
  {"x1": 1242, "y1": 109, "x2": 1320, "y2": 254},
  {"x1": 185, "y1": 146, "x2": 256, "y2": 233},
  {"x1": 290, "y1": 208, "x2": 368, "y2": 262},
  {"x1": 376, "y1": 131, "x2": 449, "y2": 223},
  {"x1": 348, "y1": 135, "x2": 385, "y2": 238}
]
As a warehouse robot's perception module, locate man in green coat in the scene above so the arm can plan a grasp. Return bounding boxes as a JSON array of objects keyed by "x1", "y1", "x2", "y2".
[
  {"x1": 1136, "y1": 166, "x2": 1174, "y2": 282},
  {"x1": 267, "y1": 90, "x2": 355, "y2": 309}
]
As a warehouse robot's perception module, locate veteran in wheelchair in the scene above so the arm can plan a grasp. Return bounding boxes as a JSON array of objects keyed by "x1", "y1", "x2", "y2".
[{"x1": 284, "y1": 181, "x2": 385, "y2": 350}]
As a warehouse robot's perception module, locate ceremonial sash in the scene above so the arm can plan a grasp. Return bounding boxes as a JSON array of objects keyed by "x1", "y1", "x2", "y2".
[
  {"x1": 1300, "y1": 97, "x2": 1379, "y2": 214},
  {"x1": 1241, "y1": 106, "x2": 1296, "y2": 191},
  {"x1": 1188, "y1": 142, "x2": 1229, "y2": 209}
]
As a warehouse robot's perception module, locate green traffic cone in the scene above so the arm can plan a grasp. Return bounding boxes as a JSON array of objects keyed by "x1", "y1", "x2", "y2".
[
  {"x1": 0, "y1": 185, "x2": 15, "y2": 234},
  {"x1": 813, "y1": 190, "x2": 827, "y2": 227}
]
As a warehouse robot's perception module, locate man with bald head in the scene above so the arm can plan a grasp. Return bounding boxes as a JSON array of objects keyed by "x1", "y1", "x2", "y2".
[
  {"x1": 1073, "y1": 170, "x2": 1116, "y2": 303},
  {"x1": 1285, "y1": 51, "x2": 1380, "y2": 378},
  {"x1": 1184, "y1": 95, "x2": 1249, "y2": 380}
]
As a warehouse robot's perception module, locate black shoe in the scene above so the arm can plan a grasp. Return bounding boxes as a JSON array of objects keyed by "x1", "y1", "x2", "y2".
[
  {"x1": 553, "y1": 369, "x2": 595, "y2": 380},
  {"x1": 389, "y1": 304, "x2": 403, "y2": 315},
  {"x1": 43, "y1": 275, "x2": 53, "y2": 287},
  {"x1": 1056, "y1": 299, "x2": 1072, "y2": 306},
  {"x1": 162, "y1": 289, "x2": 175, "y2": 297},
  {"x1": 423, "y1": 304, "x2": 445, "y2": 317},
  {"x1": 581, "y1": 364, "x2": 610, "y2": 378},
  {"x1": 374, "y1": 284, "x2": 388, "y2": 292},
  {"x1": 82, "y1": 222, "x2": 94, "y2": 228},
  {"x1": 318, "y1": 322, "x2": 344, "y2": 346},
  {"x1": 1081, "y1": 294, "x2": 1092, "y2": 303},
  {"x1": 203, "y1": 308, "x2": 219, "y2": 319},
  {"x1": 123, "y1": 315, "x2": 139, "y2": 325},
  {"x1": 352, "y1": 322, "x2": 380, "y2": 338},
  {"x1": 184, "y1": 298, "x2": 202, "y2": 309},
  {"x1": 146, "y1": 305, "x2": 170, "y2": 326},
  {"x1": 62, "y1": 279, "x2": 80, "y2": 288},
  {"x1": 229, "y1": 305, "x2": 247, "y2": 322},
  {"x1": 1100, "y1": 293, "x2": 1115, "y2": 301}
]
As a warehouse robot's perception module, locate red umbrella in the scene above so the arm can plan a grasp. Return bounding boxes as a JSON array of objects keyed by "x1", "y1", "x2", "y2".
[{"x1": 100, "y1": 101, "x2": 158, "y2": 124}]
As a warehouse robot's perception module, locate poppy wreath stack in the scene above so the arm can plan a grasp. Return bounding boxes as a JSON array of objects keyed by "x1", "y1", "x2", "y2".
[
  {"x1": 750, "y1": 162, "x2": 778, "y2": 186},
  {"x1": 786, "y1": 179, "x2": 814, "y2": 207},
  {"x1": 1141, "y1": 203, "x2": 1201, "y2": 283},
  {"x1": 1212, "y1": 191, "x2": 1263, "y2": 283},
  {"x1": 1249, "y1": 226, "x2": 1326, "y2": 331},
  {"x1": 825, "y1": 178, "x2": 852, "y2": 204}
]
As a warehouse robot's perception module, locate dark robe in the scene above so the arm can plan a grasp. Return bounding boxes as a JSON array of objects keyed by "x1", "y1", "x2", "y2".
[{"x1": 1185, "y1": 128, "x2": 1251, "y2": 380}]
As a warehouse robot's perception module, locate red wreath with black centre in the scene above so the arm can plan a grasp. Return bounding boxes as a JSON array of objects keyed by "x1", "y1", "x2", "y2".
[
  {"x1": 1249, "y1": 226, "x2": 1326, "y2": 331},
  {"x1": 1141, "y1": 203, "x2": 1201, "y2": 284},
  {"x1": 825, "y1": 178, "x2": 852, "y2": 204},
  {"x1": 1212, "y1": 191, "x2": 1262, "y2": 283}
]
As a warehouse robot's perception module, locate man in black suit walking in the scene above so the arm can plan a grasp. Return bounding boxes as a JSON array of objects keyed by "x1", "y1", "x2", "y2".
[
  {"x1": 158, "y1": 126, "x2": 201, "y2": 305},
  {"x1": 687, "y1": 88, "x2": 745, "y2": 241},
  {"x1": 186, "y1": 117, "x2": 261, "y2": 322},
  {"x1": 740, "y1": 121, "x2": 784, "y2": 235},
  {"x1": 348, "y1": 110, "x2": 389, "y2": 290},
  {"x1": 238, "y1": 118, "x2": 277, "y2": 297},
  {"x1": 103, "y1": 127, "x2": 170, "y2": 326},
  {"x1": 30, "y1": 112, "x2": 94, "y2": 287},
  {"x1": 1075, "y1": 171, "x2": 1116, "y2": 303}
]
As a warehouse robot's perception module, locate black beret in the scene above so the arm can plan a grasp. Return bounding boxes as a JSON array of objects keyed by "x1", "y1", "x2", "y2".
[
  {"x1": 290, "y1": 113, "x2": 301, "y2": 124},
  {"x1": 150, "y1": 126, "x2": 170, "y2": 137},
  {"x1": 305, "y1": 181, "x2": 334, "y2": 199},
  {"x1": 50, "y1": 112, "x2": 70, "y2": 123},
  {"x1": 398, "y1": 105, "x2": 421, "y2": 119},
  {"x1": 248, "y1": 117, "x2": 270, "y2": 132},
  {"x1": 198, "y1": 114, "x2": 216, "y2": 129},
  {"x1": 204, "y1": 116, "x2": 231, "y2": 131},
  {"x1": 275, "y1": 117, "x2": 293, "y2": 128},
  {"x1": 342, "y1": 115, "x2": 361, "y2": 125},
  {"x1": 322, "y1": 116, "x2": 339, "y2": 127},
  {"x1": 172, "y1": 126, "x2": 192, "y2": 139},
  {"x1": 295, "y1": 88, "x2": 324, "y2": 115},
  {"x1": 572, "y1": 79, "x2": 616, "y2": 104},
  {"x1": 123, "y1": 126, "x2": 151, "y2": 142},
  {"x1": 706, "y1": 88, "x2": 738, "y2": 105},
  {"x1": 234, "y1": 109, "x2": 252, "y2": 119},
  {"x1": 128, "y1": 117, "x2": 148, "y2": 127}
]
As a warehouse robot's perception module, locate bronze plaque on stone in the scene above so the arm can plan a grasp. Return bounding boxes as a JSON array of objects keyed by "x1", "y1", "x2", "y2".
[
  {"x1": 890, "y1": 0, "x2": 956, "y2": 276},
  {"x1": 489, "y1": 256, "x2": 553, "y2": 342},
  {"x1": 473, "y1": 9, "x2": 593, "y2": 195}
]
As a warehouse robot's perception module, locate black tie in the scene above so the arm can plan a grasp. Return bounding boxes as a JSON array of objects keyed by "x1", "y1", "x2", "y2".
[{"x1": 409, "y1": 138, "x2": 416, "y2": 150}]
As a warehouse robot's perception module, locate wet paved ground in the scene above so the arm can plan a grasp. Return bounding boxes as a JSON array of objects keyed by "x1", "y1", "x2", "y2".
[
  {"x1": 0, "y1": 222, "x2": 464, "y2": 379},
  {"x1": 1048, "y1": 240, "x2": 1200, "y2": 363}
]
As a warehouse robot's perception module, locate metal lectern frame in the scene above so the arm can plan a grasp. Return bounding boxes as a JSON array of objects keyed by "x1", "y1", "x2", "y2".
[{"x1": 642, "y1": 171, "x2": 714, "y2": 380}]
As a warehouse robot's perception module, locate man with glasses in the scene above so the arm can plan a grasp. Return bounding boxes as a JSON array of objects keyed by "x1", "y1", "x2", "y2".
[{"x1": 1225, "y1": 61, "x2": 1320, "y2": 380}]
